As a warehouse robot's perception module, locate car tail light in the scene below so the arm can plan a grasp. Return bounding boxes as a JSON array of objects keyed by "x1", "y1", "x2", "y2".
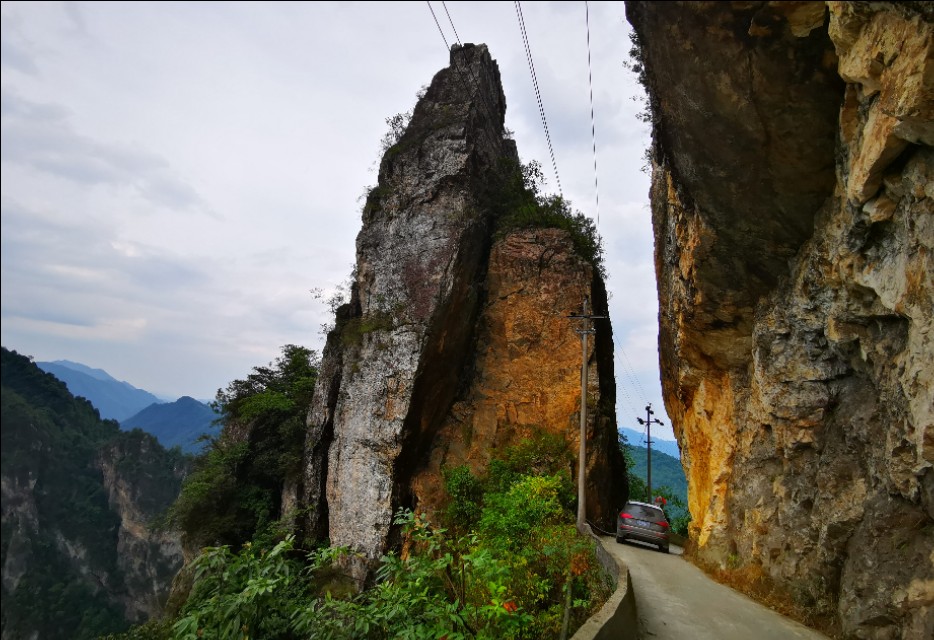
[
  {"x1": 620, "y1": 512, "x2": 633, "y2": 519},
  {"x1": 659, "y1": 521, "x2": 670, "y2": 529}
]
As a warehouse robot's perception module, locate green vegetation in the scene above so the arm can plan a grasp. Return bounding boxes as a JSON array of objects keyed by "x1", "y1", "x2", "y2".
[
  {"x1": 169, "y1": 506, "x2": 603, "y2": 640},
  {"x1": 164, "y1": 344, "x2": 318, "y2": 548},
  {"x1": 119, "y1": 428, "x2": 609, "y2": 639},
  {"x1": 487, "y1": 159, "x2": 605, "y2": 278},
  {"x1": 340, "y1": 311, "x2": 395, "y2": 348},
  {"x1": 0, "y1": 347, "x2": 187, "y2": 639},
  {"x1": 619, "y1": 432, "x2": 691, "y2": 536}
]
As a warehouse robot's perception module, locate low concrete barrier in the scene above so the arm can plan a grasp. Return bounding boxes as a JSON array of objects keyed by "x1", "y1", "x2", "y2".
[
  {"x1": 669, "y1": 531, "x2": 688, "y2": 547},
  {"x1": 571, "y1": 526, "x2": 638, "y2": 640}
]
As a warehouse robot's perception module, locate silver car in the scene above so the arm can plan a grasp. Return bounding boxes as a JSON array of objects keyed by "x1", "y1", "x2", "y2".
[{"x1": 616, "y1": 500, "x2": 670, "y2": 553}]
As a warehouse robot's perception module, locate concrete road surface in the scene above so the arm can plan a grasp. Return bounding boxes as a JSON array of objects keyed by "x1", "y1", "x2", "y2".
[{"x1": 601, "y1": 537, "x2": 828, "y2": 639}]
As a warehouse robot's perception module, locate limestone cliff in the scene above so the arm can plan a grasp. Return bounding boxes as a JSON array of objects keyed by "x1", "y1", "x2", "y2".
[
  {"x1": 627, "y1": 1, "x2": 932, "y2": 637},
  {"x1": 295, "y1": 44, "x2": 625, "y2": 577},
  {"x1": 1, "y1": 348, "x2": 187, "y2": 638},
  {"x1": 412, "y1": 228, "x2": 624, "y2": 527},
  {"x1": 97, "y1": 435, "x2": 187, "y2": 623}
]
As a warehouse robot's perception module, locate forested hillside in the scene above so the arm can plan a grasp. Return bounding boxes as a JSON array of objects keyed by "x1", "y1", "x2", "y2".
[
  {"x1": 121, "y1": 396, "x2": 216, "y2": 453},
  {"x1": 628, "y1": 444, "x2": 688, "y2": 505},
  {"x1": 1, "y1": 347, "x2": 187, "y2": 639}
]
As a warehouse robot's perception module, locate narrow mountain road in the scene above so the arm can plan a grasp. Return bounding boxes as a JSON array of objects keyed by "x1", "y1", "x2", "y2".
[{"x1": 600, "y1": 537, "x2": 828, "y2": 639}]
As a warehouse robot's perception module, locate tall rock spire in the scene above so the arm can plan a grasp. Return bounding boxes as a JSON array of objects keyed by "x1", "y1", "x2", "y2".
[{"x1": 294, "y1": 44, "x2": 626, "y2": 579}]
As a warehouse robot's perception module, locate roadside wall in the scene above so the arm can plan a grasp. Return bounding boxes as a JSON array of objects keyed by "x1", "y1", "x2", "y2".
[{"x1": 572, "y1": 526, "x2": 638, "y2": 640}]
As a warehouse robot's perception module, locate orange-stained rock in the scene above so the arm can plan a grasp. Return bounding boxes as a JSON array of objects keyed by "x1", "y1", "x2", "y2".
[
  {"x1": 292, "y1": 44, "x2": 626, "y2": 583},
  {"x1": 411, "y1": 228, "x2": 626, "y2": 529},
  {"x1": 628, "y1": 1, "x2": 933, "y2": 637}
]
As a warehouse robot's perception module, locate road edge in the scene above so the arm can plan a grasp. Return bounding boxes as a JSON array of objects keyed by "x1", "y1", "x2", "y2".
[{"x1": 571, "y1": 527, "x2": 638, "y2": 640}]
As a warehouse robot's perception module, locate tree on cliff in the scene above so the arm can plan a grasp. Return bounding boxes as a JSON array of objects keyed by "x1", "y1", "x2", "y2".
[{"x1": 165, "y1": 344, "x2": 318, "y2": 547}]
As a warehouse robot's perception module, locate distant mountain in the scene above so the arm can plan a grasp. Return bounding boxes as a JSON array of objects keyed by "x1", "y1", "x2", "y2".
[
  {"x1": 627, "y1": 444, "x2": 687, "y2": 501},
  {"x1": 619, "y1": 425, "x2": 681, "y2": 459},
  {"x1": 1, "y1": 347, "x2": 186, "y2": 638},
  {"x1": 122, "y1": 396, "x2": 217, "y2": 453},
  {"x1": 40, "y1": 359, "x2": 117, "y2": 382},
  {"x1": 35, "y1": 360, "x2": 164, "y2": 422}
]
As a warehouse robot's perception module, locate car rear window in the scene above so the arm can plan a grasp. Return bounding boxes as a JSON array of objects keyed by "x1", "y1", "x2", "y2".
[{"x1": 626, "y1": 503, "x2": 664, "y2": 520}]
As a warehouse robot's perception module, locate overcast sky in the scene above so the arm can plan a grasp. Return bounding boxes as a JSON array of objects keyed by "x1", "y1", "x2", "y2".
[{"x1": 1, "y1": 1, "x2": 676, "y2": 441}]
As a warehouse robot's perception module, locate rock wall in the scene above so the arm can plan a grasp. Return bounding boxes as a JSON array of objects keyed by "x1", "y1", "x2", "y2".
[
  {"x1": 1, "y1": 348, "x2": 187, "y2": 637},
  {"x1": 295, "y1": 44, "x2": 625, "y2": 577},
  {"x1": 627, "y1": 2, "x2": 932, "y2": 637},
  {"x1": 411, "y1": 228, "x2": 625, "y2": 528},
  {"x1": 97, "y1": 435, "x2": 186, "y2": 623}
]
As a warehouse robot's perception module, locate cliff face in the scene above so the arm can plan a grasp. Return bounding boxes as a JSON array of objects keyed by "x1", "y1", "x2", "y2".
[
  {"x1": 628, "y1": 2, "x2": 932, "y2": 637},
  {"x1": 97, "y1": 435, "x2": 187, "y2": 623},
  {"x1": 411, "y1": 228, "x2": 625, "y2": 527},
  {"x1": 1, "y1": 348, "x2": 187, "y2": 638},
  {"x1": 295, "y1": 45, "x2": 625, "y2": 577}
]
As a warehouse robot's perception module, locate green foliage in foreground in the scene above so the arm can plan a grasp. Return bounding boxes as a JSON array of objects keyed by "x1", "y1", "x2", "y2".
[{"x1": 117, "y1": 432, "x2": 610, "y2": 639}]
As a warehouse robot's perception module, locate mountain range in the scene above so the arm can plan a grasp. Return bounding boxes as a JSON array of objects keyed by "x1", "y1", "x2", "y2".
[
  {"x1": 35, "y1": 360, "x2": 163, "y2": 422},
  {"x1": 618, "y1": 425, "x2": 681, "y2": 459},
  {"x1": 35, "y1": 359, "x2": 215, "y2": 453},
  {"x1": 121, "y1": 396, "x2": 217, "y2": 453}
]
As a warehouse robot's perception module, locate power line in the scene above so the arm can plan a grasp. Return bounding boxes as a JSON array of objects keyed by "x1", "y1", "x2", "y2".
[
  {"x1": 614, "y1": 348, "x2": 647, "y2": 409},
  {"x1": 425, "y1": 1, "x2": 451, "y2": 51},
  {"x1": 617, "y1": 345, "x2": 649, "y2": 400},
  {"x1": 514, "y1": 1, "x2": 562, "y2": 197},
  {"x1": 584, "y1": 1, "x2": 601, "y2": 227},
  {"x1": 442, "y1": 1, "x2": 461, "y2": 45},
  {"x1": 613, "y1": 357, "x2": 641, "y2": 419}
]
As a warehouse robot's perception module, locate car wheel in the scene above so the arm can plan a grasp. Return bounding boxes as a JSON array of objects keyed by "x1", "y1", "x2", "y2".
[
  {"x1": 616, "y1": 535, "x2": 624, "y2": 544},
  {"x1": 660, "y1": 545, "x2": 669, "y2": 554}
]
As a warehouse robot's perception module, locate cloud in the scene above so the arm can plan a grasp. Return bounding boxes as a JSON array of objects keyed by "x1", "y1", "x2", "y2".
[
  {"x1": 0, "y1": 89, "x2": 206, "y2": 212},
  {"x1": 0, "y1": 11, "x2": 40, "y2": 75},
  {"x1": 0, "y1": 1, "x2": 670, "y2": 420}
]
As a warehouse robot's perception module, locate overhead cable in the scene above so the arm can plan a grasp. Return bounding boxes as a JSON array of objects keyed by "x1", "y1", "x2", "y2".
[
  {"x1": 585, "y1": 1, "x2": 601, "y2": 227},
  {"x1": 426, "y1": 1, "x2": 451, "y2": 51},
  {"x1": 514, "y1": 1, "x2": 562, "y2": 197},
  {"x1": 442, "y1": 1, "x2": 462, "y2": 45}
]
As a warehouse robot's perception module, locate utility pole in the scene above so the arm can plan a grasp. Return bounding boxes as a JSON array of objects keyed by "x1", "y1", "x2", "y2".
[
  {"x1": 568, "y1": 297, "x2": 607, "y2": 529},
  {"x1": 637, "y1": 403, "x2": 664, "y2": 503}
]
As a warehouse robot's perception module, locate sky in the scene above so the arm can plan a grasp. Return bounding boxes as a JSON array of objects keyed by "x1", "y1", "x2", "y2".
[{"x1": 0, "y1": 1, "x2": 676, "y2": 441}]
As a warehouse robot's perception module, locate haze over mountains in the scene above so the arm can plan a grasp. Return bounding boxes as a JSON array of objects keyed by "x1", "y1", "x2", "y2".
[
  {"x1": 35, "y1": 360, "x2": 675, "y2": 460},
  {"x1": 35, "y1": 359, "x2": 215, "y2": 453},
  {"x1": 35, "y1": 360, "x2": 164, "y2": 422},
  {"x1": 618, "y1": 425, "x2": 680, "y2": 459},
  {"x1": 121, "y1": 396, "x2": 217, "y2": 453}
]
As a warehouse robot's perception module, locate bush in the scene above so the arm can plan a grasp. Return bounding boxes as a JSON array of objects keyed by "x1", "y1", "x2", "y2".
[
  {"x1": 478, "y1": 474, "x2": 568, "y2": 549},
  {"x1": 147, "y1": 434, "x2": 610, "y2": 639},
  {"x1": 163, "y1": 345, "x2": 318, "y2": 548},
  {"x1": 485, "y1": 159, "x2": 606, "y2": 278},
  {"x1": 173, "y1": 537, "x2": 310, "y2": 640}
]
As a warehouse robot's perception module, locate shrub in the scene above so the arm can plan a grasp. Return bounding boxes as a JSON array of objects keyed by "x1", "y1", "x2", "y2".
[
  {"x1": 163, "y1": 345, "x2": 318, "y2": 548},
  {"x1": 483, "y1": 159, "x2": 606, "y2": 278}
]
